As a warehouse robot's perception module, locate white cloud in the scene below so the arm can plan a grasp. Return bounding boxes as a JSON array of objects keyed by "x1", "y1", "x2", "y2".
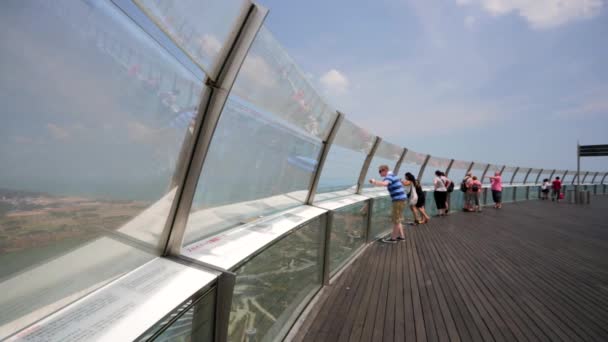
[
  {"x1": 320, "y1": 69, "x2": 350, "y2": 95},
  {"x1": 240, "y1": 54, "x2": 278, "y2": 89},
  {"x1": 199, "y1": 34, "x2": 222, "y2": 57},
  {"x1": 457, "y1": 0, "x2": 604, "y2": 29},
  {"x1": 465, "y1": 15, "x2": 477, "y2": 29}
]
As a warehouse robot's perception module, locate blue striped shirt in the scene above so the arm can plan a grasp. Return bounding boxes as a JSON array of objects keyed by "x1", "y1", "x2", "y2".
[{"x1": 384, "y1": 172, "x2": 407, "y2": 201}]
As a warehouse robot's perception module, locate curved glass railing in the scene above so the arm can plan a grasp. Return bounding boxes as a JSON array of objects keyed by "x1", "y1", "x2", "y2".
[{"x1": 1, "y1": 1, "x2": 607, "y2": 341}]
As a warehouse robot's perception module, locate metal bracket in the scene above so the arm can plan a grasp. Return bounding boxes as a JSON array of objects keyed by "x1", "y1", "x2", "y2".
[
  {"x1": 306, "y1": 112, "x2": 344, "y2": 204},
  {"x1": 393, "y1": 148, "x2": 408, "y2": 176},
  {"x1": 417, "y1": 154, "x2": 431, "y2": 181},
  {"x1": 356, "y1": 136, "x2": 382, "y2": 194}
]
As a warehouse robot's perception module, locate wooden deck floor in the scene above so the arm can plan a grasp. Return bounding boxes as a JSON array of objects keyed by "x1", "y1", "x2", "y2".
[{"x1": 294, "y1": 195, "x2": 608, "y2": 342}]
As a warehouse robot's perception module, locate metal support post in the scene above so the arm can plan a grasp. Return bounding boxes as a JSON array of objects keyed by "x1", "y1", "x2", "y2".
[
  {"x1": 465, "y1": 162, "x2": 474, "y2": 175},
  {"x1": 393, "y1": 148, "x2": 408, "y2": 176},
  {"x1": 163, "y1": 3, "x2": 268, "y2": 256},
  {"x1": 322, "y1": 211, "x2": 334, "y2": 285},
  {"x1": 561, "y1": 170, "x2": 568, "y2": 180},
  {"x1": 577, "y1": 142, "x2": 580, "y2": 187},
  {"x1": 417, "y1": 154, "x2": 431, "y2": 181},
  {"x1": 581, "y1": 171, "x2": 590, "y2": 184},
  {"x1": 534, "y1": 169, "x2": 544, "y2": 184},
  {"x1": 356, "y1": 136, "x2": 382, "y2": 194},
  {"x1": 306, "y1": 112, "x2": 344, "y2": 204},
  {"x1": 480, "y1": 164, "x2": 491, "y2": 184},
  {"x1": 214, "y1": 271, "x2": 236, "y2": 342},
  {"x1": 548, "y1": 169, "x2": 556, "y2": 181},
  {"x1": 510, "y1": 167, "x2": 520, "y2": 185},
  {"x1": 591, "y1": 172, "x2": 600, "y2": 184},
  {"x1": 522, "y1": 168, "x2": 533, "y2": 184},
  {"x1": 445, "y1": 159, "x2": 455, "y2": 176},
  {"x1": 366, "y1": 198, "x2": 375, "y2": 243}
]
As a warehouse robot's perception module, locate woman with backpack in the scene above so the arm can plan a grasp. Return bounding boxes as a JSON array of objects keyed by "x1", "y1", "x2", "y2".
[
  {"x1": 470, "y1": 176, "x2": 482, "y2": 212},
  {"x1": 403, "y1": 172, "x2": 430, "y2": 224},
  {"x1": 433, "y1": 170, "x2": 450, "y2": 216}
]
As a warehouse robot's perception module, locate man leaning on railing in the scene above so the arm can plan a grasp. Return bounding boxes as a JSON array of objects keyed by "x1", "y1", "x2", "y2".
[{"x1": 369, "y1": 165, "x2": 406, "y2": 243}]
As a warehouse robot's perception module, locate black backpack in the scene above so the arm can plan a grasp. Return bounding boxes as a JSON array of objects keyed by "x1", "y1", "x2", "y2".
[
  {"x1": 471, "y1": 184, "x2": 479, "y2": 192},
  {"x1": 460, "y1": 179, "x2": 468, "y2": 192},
  {"x1": 446, "y1": 179, "x2": 455, "y2": 193}
]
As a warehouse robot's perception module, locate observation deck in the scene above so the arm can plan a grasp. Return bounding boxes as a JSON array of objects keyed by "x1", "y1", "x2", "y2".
[
  {"x1": 294, "y1": 196, "x2": 608, "y2": 342},
  {"x1": 1, "y1": 1, "x2": 607, "y2": 342}
]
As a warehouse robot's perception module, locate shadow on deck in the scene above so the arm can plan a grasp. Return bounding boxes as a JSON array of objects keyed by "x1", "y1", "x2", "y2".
[{"x1": 293, "y1": 196, "x2": 608, "y2": 342}]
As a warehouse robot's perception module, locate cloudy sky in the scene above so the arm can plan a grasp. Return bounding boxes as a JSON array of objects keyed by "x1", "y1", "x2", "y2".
[{"x1": 257, "y1": 0, "x2": 608, "y2": 172}]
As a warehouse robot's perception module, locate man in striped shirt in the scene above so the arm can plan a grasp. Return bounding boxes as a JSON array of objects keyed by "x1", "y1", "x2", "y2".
[{"x1": 369, "y1": 164, "x2": 407, "y2": 243}]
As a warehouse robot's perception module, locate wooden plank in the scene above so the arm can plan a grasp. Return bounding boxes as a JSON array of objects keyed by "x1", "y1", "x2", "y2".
[
  {"x1": 382, "y1": 245, "x2": 397, "y2": 342},
  {"x1": 336, "y1": 244, "x2": 384, "y2": 342},
  {"x1": 406, "y1": 232, "x2": 428, "y2": 342},
  {"x1": 414, "y1": 222, "x2": 479, "y2": 342},
  {"x1": 360, "y1": 244, "x2": 391, "y2": 341},
  {"x1": 393, "y1": 238, "x2": 406, "y2": 342},
  {"x1": 410, "y1": 229, "x2": 439, "y2": 342}
]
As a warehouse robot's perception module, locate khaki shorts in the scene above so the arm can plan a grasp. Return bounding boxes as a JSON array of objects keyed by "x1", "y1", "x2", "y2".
[{"x1": 391, "y1": 200, "x2": 406, "y2": 224}]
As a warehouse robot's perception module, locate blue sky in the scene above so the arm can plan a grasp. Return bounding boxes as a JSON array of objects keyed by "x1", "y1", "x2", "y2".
[{"x1": 257, "y1": 0, "x2": 608, "y2": 172}]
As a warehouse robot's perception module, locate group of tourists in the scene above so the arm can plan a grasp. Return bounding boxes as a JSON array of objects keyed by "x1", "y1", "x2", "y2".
[
  {"x1": 369, "y1": 165, "x2": 505, "y2": 243},
  {"x1": 541, "y1": 176, "x2": 563, "y2": 201}
]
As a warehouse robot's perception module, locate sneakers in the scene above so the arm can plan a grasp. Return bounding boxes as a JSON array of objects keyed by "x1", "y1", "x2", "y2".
[{"x1": 382, "y1": 237, "x2": 404, "y2": 243}]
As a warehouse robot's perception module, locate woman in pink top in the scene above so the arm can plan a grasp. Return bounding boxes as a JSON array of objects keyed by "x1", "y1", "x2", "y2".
[{"x1": 489, "y1": 171, "x2": 503, "y2": 209}]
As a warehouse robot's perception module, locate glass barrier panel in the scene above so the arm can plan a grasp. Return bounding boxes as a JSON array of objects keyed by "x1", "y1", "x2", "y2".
[
  {"x1": 369, "y1": 197, "x2": 392, "y2": 240},
  {"x1": 502, "y1": 187, "x2": 514, "y2": 203},
  {"x1": 421, "y1": 156, "x2": 450, "y2": 187},
  {"x1": 529, "y1": 186, "x2": 540, "y2": 200},
  {"x1": 512, "y1": 168, "x2": 529, "y2": 184},
  {"x1": 562, "y1": 172, "x2": 575, "y2": 185},
  {"x1": 483, "y1": 188, "x2": 490, "y2": 205},
  {"x1": 361, "y1": 141, "x2": 403, "y2": 192},
  {"x1": 471, "y1": 162, "x2": 488, "y2": 173},
  {"x1": 400, "y1": 150, "x2": 426, "y2": 185},
  {"x1": 424, "y1": 190, "x2": 438, "y2": 216},
  {"x1": 229, "y1": 217, "x2": 324, "y2": 341},
  {"x1": 232, "y1": 26, "x2": 338, "y2": 140},
  {"x1": 526, "y1": 168, "x2": 541, "y2": 184},
  {"x1": 316, "y1": 119, "x2": 375, "y2": 197},
  {"x1": 515, "y1": 187, "x2": 527, "y2": 201},
  {"x1": 0, "y1": 1, "x2": 202, "y2": 335},
  {"x1": 329, "y1": 202, "x2": 368, "y2": 276},
  {"x1": 140, "y1": 287, "x2": 216, "y2": 342},
  {"x1": 183, "y1": 96, "x2": 321, "y2": 245},
  {"x1": 500, "y1": 166, "x2": 517, "y2": 185},
  {"x1": 449, "y1": 191, "x2": 465, "y2": 213},
  {"x1": 133, "y1": 0, "x2": 246, "y2": 77},
  {"x1": 448, "y1": 160, "x2": 472, "y2": 188}
]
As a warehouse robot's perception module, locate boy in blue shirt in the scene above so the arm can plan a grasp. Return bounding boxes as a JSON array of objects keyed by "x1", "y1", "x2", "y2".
[{"x1": 369, "y1": 165, "x2": 407, "y2": 243}]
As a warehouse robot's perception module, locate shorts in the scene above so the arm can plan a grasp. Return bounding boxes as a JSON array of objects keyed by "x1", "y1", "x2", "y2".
[
  {"x1": 492, "y1": 190, "x2": 502, "y2": 203},
  {"x1": 541, "y1": 189, "x2": 549, "y2": 193},
  {"x1": 391, "y1": 200, "x2": 406, "y2": 224}
]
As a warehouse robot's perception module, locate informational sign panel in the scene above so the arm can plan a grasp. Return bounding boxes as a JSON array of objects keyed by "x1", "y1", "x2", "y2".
[{"x1": 579, "y1": 144, "x2": 608, "y2": 157}]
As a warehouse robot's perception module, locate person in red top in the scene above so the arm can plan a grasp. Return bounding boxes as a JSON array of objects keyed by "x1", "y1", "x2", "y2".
[{"x1": 552, "y1": 176, "x2": 562, "y2": 202}]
